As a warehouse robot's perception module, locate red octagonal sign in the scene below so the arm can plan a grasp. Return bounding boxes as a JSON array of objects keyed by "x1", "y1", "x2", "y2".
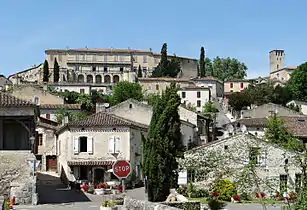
[{"x1": 112, "y1": 160, "x2": 131, "y2": 179}]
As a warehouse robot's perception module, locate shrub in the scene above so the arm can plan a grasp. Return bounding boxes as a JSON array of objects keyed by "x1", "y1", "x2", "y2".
[
  {"x1": 240, "y1": 192, "x2": 252, "y2": 201},
  {"x1": 177, "y1": 186, "x2": 188, "y2": 196},
  {"x1": 81, "y1": 184, "x2": 90, "y2": 192},
  {"x1": 232, "y1": 195, "x2": 241, "y2": 201},
  {"x1": 164, "y1": 201, "x2": 201, "y2": 210},
  {"x1": 255, "y1": 192, "x2": 266, "y2": 198},
  {"x1": 207, "y1": 199, "x2": 226, "y2": 210},
  {"x1": 187, "y1": 182, "x2": 197, "y2": 198},
  {"x1": 196, "y1": 188, "x2": 209, "y2": 198},
  {"x1": 211, "y1": 179, "x2": 237, "y2": 201}
]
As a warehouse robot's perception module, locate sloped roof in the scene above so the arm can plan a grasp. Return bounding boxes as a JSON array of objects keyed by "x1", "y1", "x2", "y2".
[
  {"x1": 40, "y1": 104, "x2": 81, "y2": 110},
  {"x1": 0, "y1": 92, "x2": 34, "y2": 107}
]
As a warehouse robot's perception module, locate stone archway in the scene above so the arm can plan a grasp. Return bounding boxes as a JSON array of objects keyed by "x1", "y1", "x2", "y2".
[
  {"x1": 95, "y1": 75, "x2": 102, "y2": 84},
  {"x1": 113, "y1": 75, "x2": 120, "y2": 83},
  {"x1": 87, "y1": 75, "x2": 93, "y2": 83},
  {"x1": 104, "y1": 75, "x2": 111, "y2": 83},
  {"x1": 77, "y1": 74, "x2": 85, "y2": 83}
]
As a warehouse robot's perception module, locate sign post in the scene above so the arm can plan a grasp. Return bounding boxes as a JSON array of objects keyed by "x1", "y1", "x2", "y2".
[{"x1": 112, "y1": 160, "x2": 132, "y2": 193}]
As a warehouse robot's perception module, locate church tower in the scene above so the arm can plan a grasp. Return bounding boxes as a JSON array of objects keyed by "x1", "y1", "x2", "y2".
[{"x1": 269, "y1": 50, "x2": 285, "y2": 73}]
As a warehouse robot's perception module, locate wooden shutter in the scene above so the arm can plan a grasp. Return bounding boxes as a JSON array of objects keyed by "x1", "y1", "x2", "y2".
[
  {"x1": 87, "y1": 136, "x2": 93, "y2": 154},
  {"x1": 73, "y1": 136, "x2": 79, "y2": 154},
  {"x1": 108, "y1": 136, "x2": 115, "y2": 153},
  {"x1": 115, "y1": 136, "x2": 121, "y2": 153}
]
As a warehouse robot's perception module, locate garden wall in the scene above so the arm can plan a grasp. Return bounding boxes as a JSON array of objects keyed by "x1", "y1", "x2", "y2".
[{"x1": 123, "y1": 197, "x2": 181, "y2": 210}]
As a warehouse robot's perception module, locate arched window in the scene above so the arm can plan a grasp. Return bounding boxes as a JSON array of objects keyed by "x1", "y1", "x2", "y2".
[
  {"x1": 95, "y1": 75, "x2": 102, "y2": 84},
  {"x1": 77, "y1": 75, "x2": 84, "y2": 83},
  {"x1": 104, "y1": 75, "x2": 111, "y2": 83},
  {"x1": 86, "y1": 75, "x2": 93, "y2": 83},
  {"x1": 113, "y1": 75, "x2": 120, "y2": 83}
]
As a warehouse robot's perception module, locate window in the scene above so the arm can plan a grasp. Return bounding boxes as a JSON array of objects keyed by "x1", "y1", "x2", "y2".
[
  {"x1": 80, "y1": 89, "x2": 85, "y2": 94},
  {"x1": 181, "y1": 92, "x2": 186, "y2": 98},
  {"x1": 104, "y1": 67, "x2": 108, "y2": 72},
  {"x1": 240, "y1": 83, "x2": 244, "y2": 88},
  {"x1": 197, "y1": 100, "x2": 201, "y2": 107},
  {"x1": 129, "y1": 104, "x2": 133, "y2": 109},
  {"x1": 34, "y1": 97, "x2": 39, "y2": 104},
  {"x1": 80, "y1": 137, "x2": 87, "y2": 152},
  {"x1": 38, "y1": 134, "x2": 43, "y2": 146},
  {"x1": 143, "y1": 56, "x2": 148, "y2": 63},
  {"x1": 280, "y1": 175, "x2": 288, "y2": 193},
  {"x1": 46, "y1": 113, "x2": 50, "y2": 119},
  {"x1": 277, "y1": 64, "x2": 279, "y2": 70},
  {"x1": 197, "y1": 91, "x2": 201, "y2": 98},
  {"x1": 230, "y1": 83, "x2": 233, "y2": 88},
  {"x1": 230, "y1": 90, "x2": 233, "y2": 92},
  {"x1": 156, "y1": 84, "x2": 159, "y2": 90},
  {"x1": 120, "y1": 67, "x2": 124, "y2": 72},
  {"x1": 249, "y1": 147, "x2": 260, "y2": 164},
  {"x1": 108, "y1": 136, "x2": 121, "y2": 154},
  {"x1": 224, "y1": 145, "x2": 228, "y2": 150},
  {"x1": 92, "y1": 66, "x2": 96, "y2": 72},
  {"x1": 133, "y1": 66, "x2": 137, "y2": 72},
  {"x1": 143, "y1": 67, "x2": 147, "y2": 72}
]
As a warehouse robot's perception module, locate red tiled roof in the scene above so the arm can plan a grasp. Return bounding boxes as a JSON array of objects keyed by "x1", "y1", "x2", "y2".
[
  {"x1": 0, "y1": 92, "x2": 34, "y2": 107},
  {"x1": 67, "y1": 112, "x2": 148, "y2": 129},
  {"x1": 40, "y1": 104, "x2": 81, "y2": 110}
]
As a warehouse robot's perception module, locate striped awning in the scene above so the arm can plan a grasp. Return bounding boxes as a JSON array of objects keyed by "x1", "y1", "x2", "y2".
[{"x1": 67, "y1": 160, "x2": 114, "y2": 166}]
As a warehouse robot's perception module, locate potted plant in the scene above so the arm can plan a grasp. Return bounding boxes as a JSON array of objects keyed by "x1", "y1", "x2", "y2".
[{"x1": 101, "y1": 200, "x2": 116, "y2": 210}]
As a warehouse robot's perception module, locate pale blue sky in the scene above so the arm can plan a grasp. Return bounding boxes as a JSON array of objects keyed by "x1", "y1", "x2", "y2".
[{"x1": 0, "y1": 0, "x2": 306, "y2": 78}]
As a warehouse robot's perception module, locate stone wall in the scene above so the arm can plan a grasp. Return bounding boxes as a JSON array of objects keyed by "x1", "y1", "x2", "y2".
[
  {"x1": 0, "y1": 151, "x2": 36, "y2": 205},
  {"x1": 123, "y1": 197, "x2": 181, "y2": 210}
]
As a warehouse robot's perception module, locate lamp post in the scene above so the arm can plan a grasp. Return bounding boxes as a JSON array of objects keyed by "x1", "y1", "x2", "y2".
[{"x1": 29, "y1": 136, "x2": 37, "y2": 205}]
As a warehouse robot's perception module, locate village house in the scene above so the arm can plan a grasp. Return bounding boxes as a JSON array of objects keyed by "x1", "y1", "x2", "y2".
[
  {"x1": 0, "y1": 92, "x2": 39, "y2": 204},
  {"x1": 0, "y1": 75, "x2": 12, "y2": 91},
  {"x1": 178, "y1": 85, "x2": 211, "y2": 112},
  {"x1": 241, "y1": 103, "x2": 302, "y2": 119},
  {"x1": 49, "y1": 82, "x2": 112, "y2": 95},
  {"x1": 287, "y1": 100, "x2": 307, "y2": 115},
  {"x1": 107, "y1": 98, "x2": 210, "y2": 146},
  {"x1": 192, "y1": 77, "x2": 224, "y2": 99},
  {"x1": 56, "y1": 111, "x2": 148, "y2": 185},
  {"x1": 40, "y1": 104, "x2": 82, "y2": 122},
  {"x1": 181, "y1": 133, "x2": 302, "y2": 195}
]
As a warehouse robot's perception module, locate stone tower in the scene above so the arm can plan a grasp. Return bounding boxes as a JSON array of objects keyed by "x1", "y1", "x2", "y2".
[{"x1": 269, "y1": 50, "x2": 285, "y2": 73}]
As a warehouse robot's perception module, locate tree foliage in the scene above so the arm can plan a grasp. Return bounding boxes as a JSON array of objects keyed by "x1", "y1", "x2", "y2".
[
  {"x1": 201, "y1": 57, "x2": 247, "y2": 80},
  {"x1": 53, "y1": 58, "x2": 60, "y2": 83},
  {"x1": 43, "y1": 60, "x2": 49, "y2": 83},
  {"x1": 287, "y1": 62, "x2": 307, "y2": 101},
  {"x1": 137, "y1": 65, "x2": 143, "y2": 78},
  {"x1": 228, "y1": 92, "x2": 250, "y2": 111},
  {"x1": 56, "y1": 108, "x2": 88, "y2": 123},
  {"x1": 199, "y1": 47, "x2": 205, "y2": 77},
  {"x1": 111, "y1": 81, "x2": 143, "y2": 105},
  {"x1": 151, "y1": 43, "x2": 181, "y2": 78},
  {"x1": 202, "y1": 101, "x2": 218, "y2": 114},
  {"x1": 143, "y1": 83, "x2": 184, "y2": 202}
]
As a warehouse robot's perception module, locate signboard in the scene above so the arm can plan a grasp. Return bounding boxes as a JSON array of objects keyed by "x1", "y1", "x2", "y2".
[
  {"x1": 177, "y1": 171, "x2": 188, "y2": 185},
  {"x1": 112, "y1": 160, "x2": 131, "y2": 179}
]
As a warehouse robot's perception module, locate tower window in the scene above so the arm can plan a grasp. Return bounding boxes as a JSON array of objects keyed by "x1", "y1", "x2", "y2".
[{"x1": 277, "y1": 64, "x2": 279, "y2": 70}]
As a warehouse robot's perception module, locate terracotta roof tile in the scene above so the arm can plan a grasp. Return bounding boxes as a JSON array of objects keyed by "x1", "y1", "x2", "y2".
[
  {"x1": 40, "y1": 104, "x2": 81, "y2": 110},
  {"x1": 0, "y1": 92, "x2": 34, "y2": 107},
  {"x1": 67, "y1": 112, "x2": 148, "y2": 129}
]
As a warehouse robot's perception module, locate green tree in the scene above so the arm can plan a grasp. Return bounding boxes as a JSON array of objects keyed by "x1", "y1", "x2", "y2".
[
  {"x1": 137, "y1": 65, "x2": 143, "y2": 78},
  {"x1": 228, "y1": 92, "x2": 250, "y2": 111},
  {"x1": 112, "y1": 81, "x2": 143, "y2": 105},
  {"x1": 199, "y1": 47, "x2": 205, "y2": 77},
  {"x1": 53, "y1": 58, "x2": 60, "y2": 83},
  {"x1": 143, "y1": 83, "x2": 184, "y2": 202},
  {"x1": 211, "y1": 57, "x2": 247, "y2": 81},
  {"x1": 43, "y1": 60, "x2": 49, "y2": 83},
  {"x1": 287, "y1": 63, "x2": 307, "y2": 101},
  {"x1": 204, "y1": 57, "x2": 214, "y2": 77},
  {"x1": 151, "y1": 43, "x2": 181, "y2": 78},
  {"x1": 202, "y1": 101, "x2": 218, "y2": 114},
  {"x1": 76, "y1": 94, "x2": 93, "y2": 112}
]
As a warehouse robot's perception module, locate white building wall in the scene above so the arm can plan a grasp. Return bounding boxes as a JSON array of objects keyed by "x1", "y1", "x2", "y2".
[{"x1": 178, "y1": 89, "x2": 211, "y2": 112}]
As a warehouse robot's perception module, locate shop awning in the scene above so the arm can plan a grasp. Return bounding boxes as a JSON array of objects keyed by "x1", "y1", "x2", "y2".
[{"x1": 67, "y1": 160, "x2": 114, "y2": 166}]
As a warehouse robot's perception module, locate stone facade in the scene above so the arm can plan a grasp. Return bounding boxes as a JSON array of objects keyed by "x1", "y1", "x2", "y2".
[
  {"x1": 49, "y1": 82, "x2": 110, "y2": 95},
  {"x1": 11, "y1": 85, "x2": 64, "y2": 105},
  {"x1": 224, "y1": 79, "x2": 251, "y2": 93},
  {"x1": 0, "y1": 151, "x2": 36, "y2": 204},
  {"x1": 8, "y1": 64, "x2": 43, "y2": 85},
  {"x1": 181, "y1": 133, "x2": 301, "y2": 194}
]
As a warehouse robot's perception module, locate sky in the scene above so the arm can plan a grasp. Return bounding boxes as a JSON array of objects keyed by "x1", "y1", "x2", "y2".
[{"x1": 0, "y1": 0, "x2": 307, "y2": 78}]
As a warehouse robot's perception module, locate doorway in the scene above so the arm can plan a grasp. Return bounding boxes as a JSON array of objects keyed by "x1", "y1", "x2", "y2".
[{"x1": 94, "y1": 168, "x2": 104, "y2": 184}]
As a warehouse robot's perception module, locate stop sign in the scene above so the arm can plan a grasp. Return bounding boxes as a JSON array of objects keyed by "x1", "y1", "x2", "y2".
[{"x1": 112, "y1": 160, "x2": 131, "y2": 179}]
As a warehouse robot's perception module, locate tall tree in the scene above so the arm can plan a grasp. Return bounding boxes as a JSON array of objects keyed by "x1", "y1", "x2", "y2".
[
  {"x1": 43, "y1": 60, "x2": 49, "y2": 83},
  {"x1": 143, "y1": 83, "x2": 183, "y2": 202},
  {"x1": 137, "y1": 65, "x2": 143, "y2": 78},
  {"x1": 204, "y1": 57, "x2": 214, "y2": 76},
  {"x1": 151, "y1": 43, "x2": 181, "y2": 78},
  {"x1": 199, "y1": 47, "x2": 205, "y2": 77},
  {"x1": 287, "y1": 62, "x2": 307, "y2": 101},
  {"x1": 112, "y1": 81, "x2": 143, "y2": 105},
  {"x1": 53, "y1": 58, "x2": 60, "y2": 83}
]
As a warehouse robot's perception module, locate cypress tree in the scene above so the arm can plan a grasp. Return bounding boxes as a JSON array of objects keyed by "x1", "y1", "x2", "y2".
[
  {"x1": 137, "y1": 65, "x2": 143, "y2": 78},
  {"x1": 200, "y1": 47, "x2": 205, "y2": 77},
  {"x1": 143, "y1": 83, "x2": 183, "y2": 202},
  {"x1": 43, "y1": 60, "x2": 49, "y2": 83},
  {"x1": 53, "y1": 58, "x2": 60, "y2": 83}
]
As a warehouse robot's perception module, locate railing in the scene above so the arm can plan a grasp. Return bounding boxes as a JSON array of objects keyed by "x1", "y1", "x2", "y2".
[{"x1": 67, "y1": 59, "x2": 131, "y2": 64}]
